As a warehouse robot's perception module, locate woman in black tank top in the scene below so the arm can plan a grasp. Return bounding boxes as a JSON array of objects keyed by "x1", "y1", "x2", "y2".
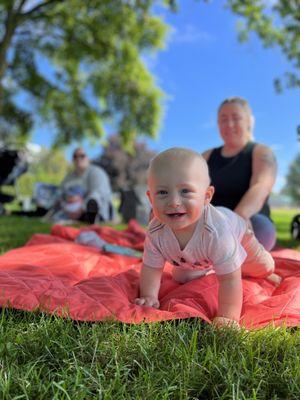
[{"x1": 202, "y1": 97, "x2": 277, "y2": 251}]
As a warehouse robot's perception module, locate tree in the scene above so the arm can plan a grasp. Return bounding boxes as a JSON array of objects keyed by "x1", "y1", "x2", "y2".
[
  {"x1": 17, "y1": 146, "x2": 69, "y2": 196},
  {"x1": 227, "y1": 0, "x2": 300, "y2": 91},
  {"x1": 1, "y1": 1, "x2": 298, "y2": 150},
  {"x1": 283, "y1": 153, "x2": 300, "y2": 205},
  {"x1": 0, "y1": 0, "x2": 170, "y2": 148},
  {"x1": 94, "y1": 134, "x2": 156, "y2": 192}
]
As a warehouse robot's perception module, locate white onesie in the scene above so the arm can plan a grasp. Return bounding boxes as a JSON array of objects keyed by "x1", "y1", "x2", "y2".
[{"x1": 143, "y1": 204, "x2": 247, "y2": 276}]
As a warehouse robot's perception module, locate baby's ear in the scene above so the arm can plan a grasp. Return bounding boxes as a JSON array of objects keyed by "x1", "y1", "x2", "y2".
[
  {"x1": 205, "y1": 186, "x2": 215, "y2": 205},
  {"x1": 146, "y1": 190, "x2": 152, "y2": 204}
]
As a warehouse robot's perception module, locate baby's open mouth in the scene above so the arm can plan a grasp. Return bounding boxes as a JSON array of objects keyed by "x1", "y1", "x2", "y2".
[{"x1": 166, "y1": 212, "x2": 186, "y2": 218}]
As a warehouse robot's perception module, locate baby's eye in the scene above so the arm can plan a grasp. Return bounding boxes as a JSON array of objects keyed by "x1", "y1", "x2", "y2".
[
  {"x1": 181, "y1": 188, "x2": 190, "y2": 194},
  {"x1": 157, "y1": 190, "x2": 167, "y2": 195}
]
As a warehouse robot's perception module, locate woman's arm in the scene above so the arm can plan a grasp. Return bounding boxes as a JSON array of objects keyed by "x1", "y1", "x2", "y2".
[
  {"x1": 234, "y1": 144, "x2": 277, "y2": 220},
  {"x1": 86, "y1": 166, "x2": 112, "y2": 202}
]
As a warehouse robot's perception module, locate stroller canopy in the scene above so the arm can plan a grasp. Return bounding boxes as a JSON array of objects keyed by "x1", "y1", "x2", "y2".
[{"x1": 0, "y1": 147, "x2": 28, "y2": 186}]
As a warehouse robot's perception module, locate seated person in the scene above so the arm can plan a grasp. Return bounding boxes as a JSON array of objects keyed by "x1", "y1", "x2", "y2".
[
  {"x1": 48, "y1": 147, "x2": 113, "y2": 224},
  {"x1": 134, "y1": 148, "x2": 281, "y2": 328},
  {"x1": 202, "y1": 97, "x2": 277, "y2": 251}
]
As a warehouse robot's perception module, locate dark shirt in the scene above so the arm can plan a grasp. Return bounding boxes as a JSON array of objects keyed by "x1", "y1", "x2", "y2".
[{"x1": 207, "y1": 141, "x2": 270, "y2": 218}]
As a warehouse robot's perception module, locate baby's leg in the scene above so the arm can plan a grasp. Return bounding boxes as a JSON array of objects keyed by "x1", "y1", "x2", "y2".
[
  {"x1": 241, "y1": 228, "x2": 281, "y2": 286},
  {"x1": 172, "y1": 266, "x2": 213, "y2": 284}
]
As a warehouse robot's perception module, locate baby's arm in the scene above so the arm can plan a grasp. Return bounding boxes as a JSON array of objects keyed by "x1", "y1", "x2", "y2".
[
  {"x1": 135, "y1": 263, "x2": 163, "y2": 308},
  {"x1": 213, "y1": 268, "x2": 243, "y2": 328}
]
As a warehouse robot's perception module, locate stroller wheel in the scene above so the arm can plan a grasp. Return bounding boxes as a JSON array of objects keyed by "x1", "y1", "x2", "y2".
[{"x1": 290, "y1": 214, "x2": 300, "y2": 240}]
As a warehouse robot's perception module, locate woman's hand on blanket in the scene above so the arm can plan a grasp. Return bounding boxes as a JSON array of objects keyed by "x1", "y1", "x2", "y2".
[
  {"x1": 212, "y1": 316, "x2": 240, "y2": 329},
  {"x1": 134, "y1": 296, "x2": 160, "y2": 309},
  {"x1": 75, "y1": 231, "x2": 105, "y2": 249}
]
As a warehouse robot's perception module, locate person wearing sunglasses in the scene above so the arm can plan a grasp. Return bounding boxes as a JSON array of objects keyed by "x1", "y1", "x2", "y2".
[{"x1": 56, "y1": 147, "x2": 113, "y2": 223}]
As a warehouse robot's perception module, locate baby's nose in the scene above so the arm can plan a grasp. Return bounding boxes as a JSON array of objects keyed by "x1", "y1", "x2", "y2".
[{"x1": 168, "y1": 193, "x2": 181, "y2": 206}]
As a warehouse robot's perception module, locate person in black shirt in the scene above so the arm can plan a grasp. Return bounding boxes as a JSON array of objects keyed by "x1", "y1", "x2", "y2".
[{"x1": 202, "y1": 97, "x2": 277, "y2": 251}]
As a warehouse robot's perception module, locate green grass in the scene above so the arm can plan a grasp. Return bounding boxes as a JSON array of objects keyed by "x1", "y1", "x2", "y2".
[
  {"x1": 0, "y1": 209, "x2": 299, "y2": 399},
  {"x1": 271, "y1": 208, "x2": 300, "y2": 250},
  {"x1": 0, "y1": 215, "x2": 52, "y2": 254}
]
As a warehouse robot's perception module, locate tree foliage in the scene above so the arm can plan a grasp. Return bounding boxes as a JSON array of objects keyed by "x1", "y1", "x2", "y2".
[
  {"x1": 94, "y1": 134, "x2": 156, "y2": 192},
  {"x1": 0, "y1": 0, "x2": 170, "y2": 148},
  {"x1": 17, "y1": 146, "x2": 69, "y2": 196},
  {"x1": 284, "y1": 153, "x2": 300, "y2": 204},
  {"x1": 0, "y1": 0, "x2": 298, "y2": 149},
  {"x1": 227, "y1": 0, "x2": 300, "y2": 91}
]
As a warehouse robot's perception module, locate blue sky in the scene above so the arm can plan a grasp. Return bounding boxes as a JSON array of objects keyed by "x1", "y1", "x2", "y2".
[{"x1": 32, "y1": 0, "x2": 299, "y2": 193}]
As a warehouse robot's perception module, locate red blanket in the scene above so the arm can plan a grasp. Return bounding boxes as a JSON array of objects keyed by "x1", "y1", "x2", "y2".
[{"x1": 0, "y1": 221, "x2": 299, "y2": 329}]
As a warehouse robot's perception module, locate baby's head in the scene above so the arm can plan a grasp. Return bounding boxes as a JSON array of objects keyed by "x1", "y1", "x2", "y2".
[
  {"x1": 65, "y1": 185, "x2": 85, "y2": 201},
  {"x1": 64, "y1": 186, "x2": 85, "y2": 213},
  {"x1": 147, "y1": 147, "x2": 214, "y2": 232},
  {"x1": 148, "y1": 147, "x2": 210, "y2": 186}
]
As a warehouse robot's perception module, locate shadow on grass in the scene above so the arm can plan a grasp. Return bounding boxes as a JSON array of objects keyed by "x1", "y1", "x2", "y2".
[{"x1": 276, "y1": 238, "x2": 300, "y2": 250}]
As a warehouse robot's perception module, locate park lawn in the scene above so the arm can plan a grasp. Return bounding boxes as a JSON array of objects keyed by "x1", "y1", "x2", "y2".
[{"x1": 0, "y1": 209, "x2": 299, "y2": 399}]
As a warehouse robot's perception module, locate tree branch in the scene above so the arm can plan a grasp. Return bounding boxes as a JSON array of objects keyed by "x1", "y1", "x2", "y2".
[
  {"x1": 15, "y1": 0, "x2": 27, "y2": 13},
  {"x1": 19, "y1": 0, "x2": 60, "y2": 18}
]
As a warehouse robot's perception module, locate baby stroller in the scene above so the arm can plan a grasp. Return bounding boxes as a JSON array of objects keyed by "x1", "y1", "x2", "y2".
[
  {"x1": 0, "y1": 147, "x2": 28, "y2": 214},
  {"x1": 291, "y1": 213, "x2": 300, "y2": 240}
]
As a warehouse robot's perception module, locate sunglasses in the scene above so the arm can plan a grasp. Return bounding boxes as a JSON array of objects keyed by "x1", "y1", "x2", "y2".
[{"x1": 73, "y1": 154, "x2": 86, "y2": 159}]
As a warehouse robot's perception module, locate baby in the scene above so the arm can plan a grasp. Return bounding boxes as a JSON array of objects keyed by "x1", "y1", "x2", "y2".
[
  {"x1": 62, "y1": 185, "x2": 85, "y2": 215},
  {"x1": 63, "y1": 186, "x2": 84, "y2": 213},
  {"x1": 51, "y1": 185, "x2": 85, "y2": 222},
  {"x1": 135, "y1": 147, "x2": 281, "y2": 328}
]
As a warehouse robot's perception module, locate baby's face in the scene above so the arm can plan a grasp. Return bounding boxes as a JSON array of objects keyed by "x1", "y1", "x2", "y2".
[
  {"x1": 67, "y1": 194, "x2": 83, "y2": 204},
  {"x1": 64, "y1": 195, "x2": 83, "y2": 214},
  {"x1": 147, "y1": 157, "x2": 214, "y2": 235}
]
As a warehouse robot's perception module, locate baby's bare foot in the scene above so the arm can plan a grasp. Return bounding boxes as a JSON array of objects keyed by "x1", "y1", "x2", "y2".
[{"x1": 266, "y1": 273, "x2": 282, "y2": 287}]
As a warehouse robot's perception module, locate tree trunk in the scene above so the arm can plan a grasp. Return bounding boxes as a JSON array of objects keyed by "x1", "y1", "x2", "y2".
[{"x1": 0, "y1": 2, "x2": 24, "y2": 113}]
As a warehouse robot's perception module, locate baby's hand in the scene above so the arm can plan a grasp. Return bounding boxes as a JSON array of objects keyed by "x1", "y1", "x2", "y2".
[
  {"x1": 212, "y1": 316, "x2": 240, "y2": 329},
  {"x1": 134, "y1": 296, "x2": 160, "y2": 309}
]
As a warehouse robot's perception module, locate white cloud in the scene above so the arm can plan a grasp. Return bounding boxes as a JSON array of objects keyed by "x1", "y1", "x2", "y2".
[
  {"x1": 26, "y1": 142, "x2": 42, "y2": 154},
  {"x1": 170, "y1": 25, "x2": 215, "y2": 45}
]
